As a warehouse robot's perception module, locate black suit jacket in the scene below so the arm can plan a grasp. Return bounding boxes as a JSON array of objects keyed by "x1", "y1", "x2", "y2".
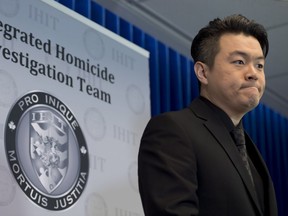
[{"x1": 138, "y1": 98, "x2": 277, "y2": 216}]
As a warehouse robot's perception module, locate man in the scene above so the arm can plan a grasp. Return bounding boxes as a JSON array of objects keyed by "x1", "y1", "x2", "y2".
[{"x1": 138, "y1": 14, "x2": 278, "y2": 216}]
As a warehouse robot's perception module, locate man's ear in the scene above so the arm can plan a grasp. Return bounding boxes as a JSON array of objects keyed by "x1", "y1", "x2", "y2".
[{"x1": 194, "y1": 61, "x2": 208, "y2": 85}]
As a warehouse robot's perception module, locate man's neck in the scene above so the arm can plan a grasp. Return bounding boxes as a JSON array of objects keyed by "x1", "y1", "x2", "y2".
[{"x1": 200, "y1": 94, "x2": 244, "y2": 126}]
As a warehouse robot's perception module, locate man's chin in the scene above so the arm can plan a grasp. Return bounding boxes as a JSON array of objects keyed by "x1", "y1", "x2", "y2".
[{"x1": 246, "y1": 96, "x2": 260, "y2": 109}]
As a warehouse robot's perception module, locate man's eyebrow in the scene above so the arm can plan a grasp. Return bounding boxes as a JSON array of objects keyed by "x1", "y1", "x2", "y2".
[{"x1": 229, "y1": 50, "x2": 265, "y2": 60}]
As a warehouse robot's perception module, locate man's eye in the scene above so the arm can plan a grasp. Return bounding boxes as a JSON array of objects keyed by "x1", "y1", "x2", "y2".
[
  {"x1": 233, "y1": 60, "x2": 244, "y2": 65},
  {"x1": 256, "y1": 64, "x2": 264, "y2": 69}
]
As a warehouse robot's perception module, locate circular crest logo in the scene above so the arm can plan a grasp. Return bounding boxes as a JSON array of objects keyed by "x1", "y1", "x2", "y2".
[{"x1": 5, "y1": 91, "x2": 89, "y2": 210}]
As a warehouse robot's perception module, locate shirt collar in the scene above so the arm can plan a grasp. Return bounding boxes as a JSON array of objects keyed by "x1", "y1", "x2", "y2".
[{"x1": 199, "y1": 96, "x2": 242, "y2": 132}]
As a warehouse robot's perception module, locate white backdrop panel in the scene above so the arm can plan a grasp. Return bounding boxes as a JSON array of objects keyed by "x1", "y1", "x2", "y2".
[{"x1": 0, "y1": 0, "x2": 150, "y2": 215}]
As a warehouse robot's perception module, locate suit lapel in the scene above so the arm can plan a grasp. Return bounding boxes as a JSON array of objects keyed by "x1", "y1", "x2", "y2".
[
  {"x1": 245, "y1": 133, "x2": 278, "y2": 215},
  {"x1": 189, "y1": 98, "x2": 262, "y2": 215},
  {"x1": 204, "y1": 119, "x2": 262, "y2": 212}
]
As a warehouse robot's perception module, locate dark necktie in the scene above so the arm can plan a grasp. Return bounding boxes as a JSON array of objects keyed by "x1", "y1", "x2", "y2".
[{"x1": 232, "y1": 126, "x2": 254, "y2": 186}]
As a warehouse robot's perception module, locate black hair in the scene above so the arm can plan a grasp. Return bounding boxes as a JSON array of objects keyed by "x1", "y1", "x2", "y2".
[{"x1": 191, "y1": 14, "x2": 269, "y2": 68}]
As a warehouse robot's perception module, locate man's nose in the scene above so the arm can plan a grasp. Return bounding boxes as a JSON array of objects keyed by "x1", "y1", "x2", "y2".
[{"x1": 245, "y1": 65, "x2": 259, "y2": 81}]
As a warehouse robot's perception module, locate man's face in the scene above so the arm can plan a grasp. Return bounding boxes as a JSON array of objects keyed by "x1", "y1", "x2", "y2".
[{"x1": 203, "y1": 33, "x2": 266, "y2": 116}]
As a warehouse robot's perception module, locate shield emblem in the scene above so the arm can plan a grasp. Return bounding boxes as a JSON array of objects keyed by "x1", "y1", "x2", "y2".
[{"x1": 30, "y1": 110, "x2": 68, "y2": 194}]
